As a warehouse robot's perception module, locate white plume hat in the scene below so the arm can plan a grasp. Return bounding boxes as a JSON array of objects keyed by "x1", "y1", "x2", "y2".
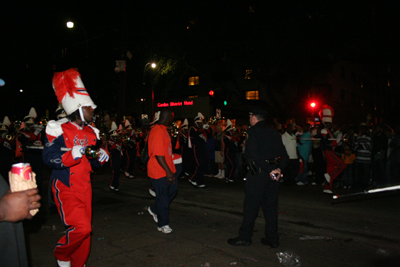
[
  {"x1": 181, "y1": 118, "x2": 188, "y2": 129},
  {"x1": 2, "y1": 116, "x2": 11, "y2": 126},
  {"x1": 52, "y1": 68, "x2": 97, "y2": 115},
  {"x1": 194, "y1": 112, "x2": 204, "y2": 123},
  {"x1": 109, "y1": 121, "x2": 118, "y2": 133},
  {"x1": 225, "y1": 119, "x2": 233, "y2": 132}
]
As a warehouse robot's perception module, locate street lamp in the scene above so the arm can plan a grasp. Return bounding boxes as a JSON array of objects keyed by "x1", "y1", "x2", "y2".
[
  {"x1": 66, "y1": 21, "x2": 74, "y2": 28},
  {"x1": 143, "y1": 62, "x2": 157, "y2": 117}
]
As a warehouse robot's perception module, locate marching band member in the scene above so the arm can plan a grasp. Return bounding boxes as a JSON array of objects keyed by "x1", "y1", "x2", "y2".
[
  {"x1": 18, "y1": 107, "x2": 45, "y2": 195},
  {"x1": 108, "y1": 121, "x2": 123, "y2": 191},
  {"x1": 42, "y1": 68, "x2": 109, "y2": 267},
  {"x1": 188, "y1": 112, "x2": 208, "y2": 188},
  {"x1": 223, "y1": 119, "x2": 238, "y2": 183},
  {"x1": 178, "y1": 118, "x2": 191, "y2": 178},
  {"x1": 123, "y1": 119, "x2": 137, "y2": 179},
  {"x1": 319, "y1": 105, "x2": 346, "y2": 194}
]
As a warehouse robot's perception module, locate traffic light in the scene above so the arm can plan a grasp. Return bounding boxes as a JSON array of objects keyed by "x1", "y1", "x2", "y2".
[
  {"x1": 310, "y1": 102, "x2": 316, "y2": 108},
  {"x1": 223, "y1": 100, "x2": 227, "y2": 106},
  {"x1": 209, "y1": 90, "x2": 214, "y2": 97}
]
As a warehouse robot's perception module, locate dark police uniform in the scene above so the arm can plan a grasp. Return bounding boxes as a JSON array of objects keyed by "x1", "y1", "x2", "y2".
[{"x1": 231, "y1": 106, "x2": 288, "y2": 247}]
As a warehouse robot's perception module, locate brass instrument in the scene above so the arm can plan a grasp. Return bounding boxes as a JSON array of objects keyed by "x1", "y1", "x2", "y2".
[
  {"x1": 121, "y1": 134, "x2": 131, "y2": 144},
  {"x1": 40, "y1": 117, "x2": 49, "y2": 127},
  {"x1": 6, "y1": 133, "x2": 15, "y2": 141},
  {"x1": 208, "y1": 116, "x2": 219, "y2": 125},
  {"x1": 85, "y1": 145, "x2": 100, "y2": 160},
  {"x1": 169, "y1": 122, "x2": 179, "y2": 138}
]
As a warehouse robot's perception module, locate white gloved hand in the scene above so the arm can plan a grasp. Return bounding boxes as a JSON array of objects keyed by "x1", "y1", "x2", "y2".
[
  {"x1": 98, "y1": 148, "x2": 109, "y2": 163},
  {"x1": 72, "y1": 145, "x2": 85, "y2": 160}
]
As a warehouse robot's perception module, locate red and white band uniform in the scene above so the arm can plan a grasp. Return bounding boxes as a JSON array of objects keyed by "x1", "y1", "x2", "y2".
[
  {"x1": 43, "y1": 119, "x2": 108, "y2": 266},
  {"x1": 320, "y1": 127, "x2": 346, "y2": 191}
]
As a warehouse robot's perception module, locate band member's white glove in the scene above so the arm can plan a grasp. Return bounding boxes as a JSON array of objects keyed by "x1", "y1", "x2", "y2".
[
  {"x1": 72, "y1": 145, "x2": 85, "y2": 160},
  {"x1": 98, "y1": 148, "x2": 109, "y2": 163}
]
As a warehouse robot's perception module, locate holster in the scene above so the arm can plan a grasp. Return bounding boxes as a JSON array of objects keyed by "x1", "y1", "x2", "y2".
[
  {"x1": 246, "y1": 159, "x2": 261, "y2": 175},
  {"x1": 246, "y1": 157, "x2": 280, "y2": 175}
]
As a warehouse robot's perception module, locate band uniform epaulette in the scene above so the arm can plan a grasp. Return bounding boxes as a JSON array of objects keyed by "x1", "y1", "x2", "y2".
[{"x1": 45, "y1": 118, "x2": 69, "y2": 142}]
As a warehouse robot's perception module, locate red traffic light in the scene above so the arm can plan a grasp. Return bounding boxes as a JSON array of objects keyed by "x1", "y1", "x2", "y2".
[
  {"x1": 310, "y1": 102, "x2": 316, "y2": 108},
  {"x1": 209, "y1": 90, "x2": 214, "y2": 97}
]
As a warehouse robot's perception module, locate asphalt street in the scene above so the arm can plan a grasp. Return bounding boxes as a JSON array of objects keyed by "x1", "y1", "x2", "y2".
[{"x1": 23, "y1": 165, "x2": 400, "y2": 267}]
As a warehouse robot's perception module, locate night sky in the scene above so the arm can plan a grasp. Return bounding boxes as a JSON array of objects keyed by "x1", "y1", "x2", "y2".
[{"x1": 1, "y1": 1, "x2": 399, "y2": 121}]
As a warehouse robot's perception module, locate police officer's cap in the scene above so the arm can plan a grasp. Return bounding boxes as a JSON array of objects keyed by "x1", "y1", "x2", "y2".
[{"x1": 249, "y1": 106, "x2": 268, "y2": 116}]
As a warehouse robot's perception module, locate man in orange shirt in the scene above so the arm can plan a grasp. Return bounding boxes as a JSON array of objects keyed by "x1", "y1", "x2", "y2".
[{"x1": 147, "y1": 109, "x2": 177, "y2": 234}]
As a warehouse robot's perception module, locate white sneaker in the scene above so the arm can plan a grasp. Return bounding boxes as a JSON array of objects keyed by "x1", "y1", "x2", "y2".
[
  {"x1": 109, "y1": 185, "x2": 115, "y2": 190},
  {"x1": 324, "y1": 173, "x2": 331, "y2": 183},
  {"x1": 296, "y1": 182, "x2": 306, "y2": 186},
  {"x1": 311, "y1": 182, "x2": 317, "y2": 185},
  {"x1": 125, "y1": 172, "x2": 130, "y2": 177},
  {"x1": 323, "y1": 189, "x2": 333, "y2": 194},
  {"x1": 57, "y1": 260, "x2": 71, "y2": 267},
  {"x1": 158, "y1": 225, "x2": 173, "y2": 234},
  {"x1": 217, "y1": 172, "x2": 225, "y2": 179},
  {"x1": 197, "y1": 184, "x2": 206, "y2": 188},
  {"x1": 148, "y1": 207, "x2": 158, "y2": 223},
  {"x1": 189, "y1": 179, "x2": 197, "y2": 186},
  {"x1": 149, "y1": 187, "x2": 156, "y2": 197}
]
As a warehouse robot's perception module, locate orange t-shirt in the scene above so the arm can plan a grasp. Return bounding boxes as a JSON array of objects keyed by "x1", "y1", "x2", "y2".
[{"x1": 147, "y1": 124, "x2": 176, "y2": 179}]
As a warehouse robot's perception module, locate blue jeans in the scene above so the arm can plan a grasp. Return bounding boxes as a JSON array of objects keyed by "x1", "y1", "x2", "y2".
[
  {"x1": 150, "y1": 165, "x2": 180, "y2": 227},
  {"x1": 295, "y1": 161, "x2": 308, "y2": 183}
]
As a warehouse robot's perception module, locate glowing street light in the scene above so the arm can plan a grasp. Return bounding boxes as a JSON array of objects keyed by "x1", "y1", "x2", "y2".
[
  {"x1": 310, "y1": 101, "x2": 317, "y2": 126},
  {"x1": 66, "y1": 21, "x2": 74, "y2": 28}
]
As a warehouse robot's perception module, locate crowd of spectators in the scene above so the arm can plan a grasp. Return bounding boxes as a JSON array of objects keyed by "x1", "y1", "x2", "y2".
[{"x1": 272, "y1": 121, "x2": 400, "y2": 190}]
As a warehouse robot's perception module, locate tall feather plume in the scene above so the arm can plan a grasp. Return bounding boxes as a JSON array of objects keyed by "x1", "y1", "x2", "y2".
[{"x1": 52, "y1": 68, "x2": 80, "y2": 103}]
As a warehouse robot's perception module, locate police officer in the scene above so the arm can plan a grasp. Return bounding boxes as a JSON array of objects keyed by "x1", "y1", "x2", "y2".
[{"x1": 228, "y1": 106, "x2": 288, "y2": 247}]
